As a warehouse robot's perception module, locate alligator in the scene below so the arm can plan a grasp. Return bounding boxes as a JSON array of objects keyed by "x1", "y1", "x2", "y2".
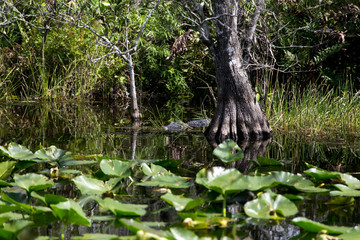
[{"x1": 163, "y1": 119, "x2": 211, "y2": 132}]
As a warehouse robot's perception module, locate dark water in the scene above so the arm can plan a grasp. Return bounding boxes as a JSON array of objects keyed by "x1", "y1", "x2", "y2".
[{"x1": 1, "y1": 102, "x2": 360, "y2": 239}]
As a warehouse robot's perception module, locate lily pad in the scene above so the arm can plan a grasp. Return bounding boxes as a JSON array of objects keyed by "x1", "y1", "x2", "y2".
[
  {"x1": 330, "y1": 184, "x2": 360, "y2": 197},
  {"x1": 73, "y1": 175, "x2": 111, "y2": 196},
  {"x1": 339, "y1": 173, "x2": 360, "y2": 189},
  {"x1": 97, "y1": 198, "x2": 147, "y2": 217},
  {"x1": 213, "y1": 139, "x2": 244, "y2": 164},
  {"x1": 51, "y1": 199, "x2": 91, "y2": 226},
  {"x1": 161, "y1": 192, "x2": 204, "y2": 211},
  {"x1": 244, "y1": 192, "x2": 298, "y2": 219},
  {"x1": 72, "y1": 233, "x2": 129, "y2": 240},
  {"x1": 0, "y1": 143, "x2": 35, "y2": 161},
  {"x1": 14, "y1": 173, "x2": 54, "y2": 193},
  {"x1": 141, "y1": 163, "x2": 170, "y2": 176},
  {"x1": 304, "y1": 168, "x2": 340, "y2": 180},
  {"x1": 137, "y1": 174, "x2": 192, "y2": 188},
  {"x1": 254, "y1": 156, "x2": 284, "y2": 166},
  {"x1": 170, "y1": 227, "x2": 200, "y2": 240},
  {"x1": 33, "y1": 146, "x2": 72, "y2": 163},
  {"x1": 119, "y1": 218, "x2": 170, "y2": 238},
  {"x1": 100, "y1": 159, "x2": 131, "y2": 178},
  {"x1": 292, "y1": 217, "x2": 351, "y2": 234},
  {"x1": 0, "y1": 161, "x2": 16, "y2": 180}
]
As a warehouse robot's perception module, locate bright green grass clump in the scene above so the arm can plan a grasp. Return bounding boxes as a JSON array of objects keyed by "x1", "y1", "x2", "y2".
[{"x1": 267, "y1": 84, "x2": 360, "y2": 137}]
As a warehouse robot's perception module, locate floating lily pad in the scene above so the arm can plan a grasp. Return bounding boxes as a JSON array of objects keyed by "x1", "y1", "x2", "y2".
[
  {"x1": 141, "y1": 163, "x2": 170, "y2": 176},
  {"x1": 254, "y1": 156, "x2": 284, "y2": 166},
  {"x1": 0, "y1": 143, "x2": 35, "y2": 161},
  {"x1": 33, "y1": 146, "x2": 72, "y2": 163},
  {"x1": 14, "y1": 173, "x2": 54, "y2": 193},
  {"x1": 72, "y1": 233, "x2": 131, "y2": 240},
  {"x1": 119, "y1": 218, "x2": 171, "y2": 238},
  {"x1": 51, "y1": 199, "x2": 91, "y2": 226},
  {"x1": 213, "y1": 139, "x2": 244, "y2": 164},
  {"x1": 304, "y1": 168, "x2": 340, "y2": 180},
  {"x1": 137, "y1": 174, "x2": 192, "y2": 188},
  {"x1": 292, "y1": 217, "x2": 351, "y2": 234},
  {"x1": 97, "y1": 198, "x2": 147, "y2": 217},
  {"x1": 0, "y1": 161, "x2": 16, "y2": 180},
  {"x1": 330, "y1": 184, "x2": 360, "y2": 197},
  {"x1": 100, "y1": 159, "x2": 131, "y2": 178},
  {"x1": 73, "y1": 175, "x2": 111, "y2": 196},
  {"x1": 161, "y1": 192, "x2": 204, "y2": 211},
  {"x1": 339, "y1": 173, "x2": 360, "y2": 189},
  {"x1": 244, "y1": 192, "x2": 298, "y2": 219},
  {"x1": 170, "y1": 227, "x2": 200, "y2": 240}
]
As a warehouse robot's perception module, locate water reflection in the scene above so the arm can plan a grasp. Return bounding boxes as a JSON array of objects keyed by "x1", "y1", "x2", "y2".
[{"x1": 1, "y1": 102, "x2": 360, "y2": 239}]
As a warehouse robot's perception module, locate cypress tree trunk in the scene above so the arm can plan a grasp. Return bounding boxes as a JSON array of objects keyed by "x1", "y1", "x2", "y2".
[{"x1": 205, "y1": 0, "x2": 272, "y2": 143}]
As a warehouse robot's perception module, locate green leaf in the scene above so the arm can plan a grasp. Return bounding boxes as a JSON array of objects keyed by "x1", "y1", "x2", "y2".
[
  {"x1": 339, "y1": 173, "x2": 360, "y2": 189},
  {"x1": 141, "y1": 163, "x2": 170, "y2": 176},
  {"x1": 137, "y1": 174, "x2": 192, "y2": 188},
  {"x1": 330, "y1": 184, "x2": 360, "y2": 197},
  {"x1": 0, "y1": 161, "x2": 16, "y2": 180},
  {"x1": 96, "y1": 198, "x2": 147, "y2": 217},
  {"x1": 33, "y1": 146, "x2": 72, "y2": 163},
  {"x1": 213, "y1": 139, "x2": 244, "y2": 164},
  {"x1": 51, "y1": 199, "x2": 91, "y2": 226},
  {"x1": 100, "y1": 159, "x2": 131, "y2": 178},
  {"x1": 255, "y1": 156, "x2": 284, "y2": 166},
  {"x1": 119, "y1": 219, "x2": 170, "y2": 238},
  {"x1": 244, "y1": 192, "x2": 298, "y2": 219},
  {"x1": 161, "y1": 192, "x2": 204, "y2": 211},
  {"x1": 292, "y1": 217, "x2": 351, "y2": 234},
  {"x1": 304, "y1": 168, "x2": 340, "y2": 180},
  {"x1": 338, "y1": 227, "x2": 360, "y2": 240},
  {"x1": 14, "y1": 173, "x2": 54, "y2": 193},
  {"x1": 170, "y1": 227, "x2": 199, "y2": 240},
  {"x1": 0, "y1": 143, "x2": 35, "y2": 161},
  {"x1": 73, "y1": 175, "x2": 109, "y2": 196},
  {"x1": 72, "y1": 233, "x2": 130, "y2": 240}
]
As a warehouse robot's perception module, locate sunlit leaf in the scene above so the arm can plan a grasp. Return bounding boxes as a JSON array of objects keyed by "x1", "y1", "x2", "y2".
[
  {"x1": 338, "y1": 226, "x2": 360, "y2": 240},
  {"x1": 119, "y1": 218, "x2": 171, "y2": 238},
  {"x1": 161, "y1": 192, "x2": 204, "y2": 211},
  {"x1": 330, "y1": 184, "x2": 360, "y2": 197},
  {"x1": 244, "y1": 192, "x2": 298, "y2": 219},
  {"x1": 73, "y1": 175, "x2": 110, "y2": 196},
  {"x1": 14, "y1": 173, "x2": 54, "y2": 193},
  {"x1": 137, "y1": 174, "x2": 192, "y2": 188},
  {"x1": 72, "y1": 233, "x2": 131, "y2": 240},
  {"x1": 0, "y1": 220, "x2": 33, "y2": 238},
  {"x1": 339, "y1": 173, "x2": 360, "y2": 189},
  {"x1": 255, "y1": 156, "x2": 284, "y2": 166},
  {"x1": 292, "y1": 217, "x2": 351, "y2": 234},
  {"x1": 141, "y1": 163, "x2": 170, "y2": 176},
  {"x1": 100, "y1": 159, "x2": 131, "y2": 178},
  {"x1": 33, "y1": 146, "x2": 72, "y2": 163},
  {"x1": 213, "y1": 139, "x2": 244, "y2": 164},
  {"x1": 0, "y1": 143, "x2": 35, "y2": 161},
  {"x1": 0, "y1": 161, "x2": 16, "y2": 180},
  {"x1": 170, "y1": 227, "x2": 199, "y2": 240},
  {"x1": 97, "y1": 198, "x2": 147, "y2": 217},
  {"x1": 304, "y1": 167, "x2": 340, "y2": 180},
  {"x1": 51, "y1": 199, "x2": 91, "y2": 226}
]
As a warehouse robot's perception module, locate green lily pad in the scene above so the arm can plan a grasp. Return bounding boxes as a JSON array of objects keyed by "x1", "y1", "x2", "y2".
[
  {"x1": 0, "y1": 143, "x2": 35, "y2": 161},
  {"x1": 244, "y1": 192, "x2": 298, "y2": 219},
  {"x1": 213, "y1": 139, "x2": 244, "y2": 164},
  {"x1": 254, "y1": 156, "x2": 284, "y2": 166},
  {"x1": 73, "y1": 175, "x2": 111, "y2": 196},
  {"x1": 330, "y1": 184, "x2": 360, "y2": 197},
  {"x1": 339, "y1": 173, "x2": 360, "y2": 189},
  {"x1": 141, "y1": 163, "x2": 170, "y2": 176},
  {"x1": 100, "y1": 159, "x2": 131, "y2": 178},
  {"x1": 72, "y1": 233, "x2": 130, "y2": 240},
  {"x1": 170, "y1": 227, "x2": 200, "y2": 240},
  {"x1": 51, "y1": 199, "x2": 91, "y2": 226},
  {"x1": 292, "y1": 217, "x2": 351, "y2": 234},
  {"x1": 161, "y1": 192, "x2": 204, "y2": 211},
  {"x1": 0, "y1": 161, "x2": 16, "y2": 180},
  {"x1": 97, "y1": 198, "x2": 147, "y2": 217},
  {"x1": 304, "y1": 168, "x2": 340, "y2": 180},
  {"x1": 119, "y1": 218, "x2": 170, "y2": 238},
  {"x1": 14, "y1": 173, "x2": 54, "y2": 193},
  {"x1": 33, "y1": 146, "x2": 72, "y2": 163},
  {"x1": 271, "y1": 171, "x2": 328, "y2": 193},
  {"x1": 137, "y1": 174, "x2": 192, "y2": 188},
  {"x1": 338, "y1": 227, "x2": 360, "y2": 240},
  {"x1": 0, "y1": 220, "x2": 33, "y2": 239}
]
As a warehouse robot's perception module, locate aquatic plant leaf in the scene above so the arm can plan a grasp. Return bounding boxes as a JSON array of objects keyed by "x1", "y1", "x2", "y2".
[
  {"x1": 0, "y1": 143, "x2": 35, "y2": 161},
  {"x1": 0, "y1": 202, "x2": 20, "y2": 214},
  {"x1": 51, "y1": 199, "x2": 91, "y2": 226},
  {"x1": 72, "y1": 233, "x2": 129, "y2": 240},
  {"x1": 254, "y1": 156, "x2": 284, "y2": 166},
  {"x1": 292, "y1": 217, "x2": 351, "y2": 234},
  {"x1": 119, "y1": 218, "x2": 171, "y2": 238},
  {"x1": 161, "y1": 192, "x2": 204, "y2": 211},
  {"x1": 33, "y1": 146, "x2": 72, "y2": 163},
  {"x1": 73, "y1": 175, "x2": 109, "y2": 196},
  {"x1": 327, "y1": 196, "x2": 355, "y2": 205},
  {"x1": 0, "y1": 161, "x2": 16, "y2": 180},
  {"x1": 339, "y1": 173, "x2": 360, "y2": 189},
  {"x1": 330, "y1": 184, "x2": 360, "y2": 197},
  {"x1": 170, "y1": 227, "x2": 199, "y2": 240},
  {"x1": 0, "y1": 220, "x2": 33, "y2": 239},
  {"x1": 141, "y1": 163, "x2": 170, "y2": 176},
  {"x1": 338, "y1": 227, "x2": 360, "y2": 240},
  {"x1": 97, "y1": 198, "x2": 147, "y2": 217},
  {"x1": 213, "y1": 139, "x2": 244, "y2": 164},
  {"x1": 244, "y1": 192, "x2": 298, "y2": 219},
  {"x1": 0, "y1": 180, "x2": 12, "y2": 188},
  {"x1": 14, "y1": 173, "x2": 54, "y2": 193},
  {"x1": 137, "y1": 174, "x2": 192, "y2": 188},
  {"x1": 271, "y1": 171, "x2": 328, "y2": 193},
  {"x1": 100, "y1": 159, "x2": 131, "y2": 178},
  {"x1": 304, "y1": 168, "x2": 340, "y2": 180}
]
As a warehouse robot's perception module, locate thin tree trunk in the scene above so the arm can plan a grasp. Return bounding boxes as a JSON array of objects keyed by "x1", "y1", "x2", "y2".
[
  {"x1": 127, "y1": 54, "x2": 141, "y2": 121},
  {"x1": 205, "y1": 0, "x2": 272, "y2": 144}
]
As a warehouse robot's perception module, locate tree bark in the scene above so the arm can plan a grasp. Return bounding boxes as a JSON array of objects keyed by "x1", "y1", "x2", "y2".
[
  {"x1": 127, "y1": 54, "x2": 141, "y2": 121},
  {"x1": 205, "y1": 0, "x2": 272, "y2": 143}
]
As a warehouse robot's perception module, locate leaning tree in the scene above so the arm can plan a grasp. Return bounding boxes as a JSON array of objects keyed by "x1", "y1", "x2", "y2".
[{"x1": 177, "y1": 0, "x2": 272, "y2": 143}]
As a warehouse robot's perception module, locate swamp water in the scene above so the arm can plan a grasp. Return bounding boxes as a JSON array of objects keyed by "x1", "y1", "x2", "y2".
[{"x1": 0, "y1": 102, "x2": 360, "y2": 240}]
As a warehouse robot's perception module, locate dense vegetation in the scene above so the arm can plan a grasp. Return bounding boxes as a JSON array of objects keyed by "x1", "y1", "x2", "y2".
[{"x1": 0, "y1": 0, "x2": 359, "y2": 133}]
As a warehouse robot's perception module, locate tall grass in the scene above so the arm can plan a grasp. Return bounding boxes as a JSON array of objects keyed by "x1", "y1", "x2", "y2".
[{"x1": 267, "y1": 82, "x2": 360, "y2": 137}]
